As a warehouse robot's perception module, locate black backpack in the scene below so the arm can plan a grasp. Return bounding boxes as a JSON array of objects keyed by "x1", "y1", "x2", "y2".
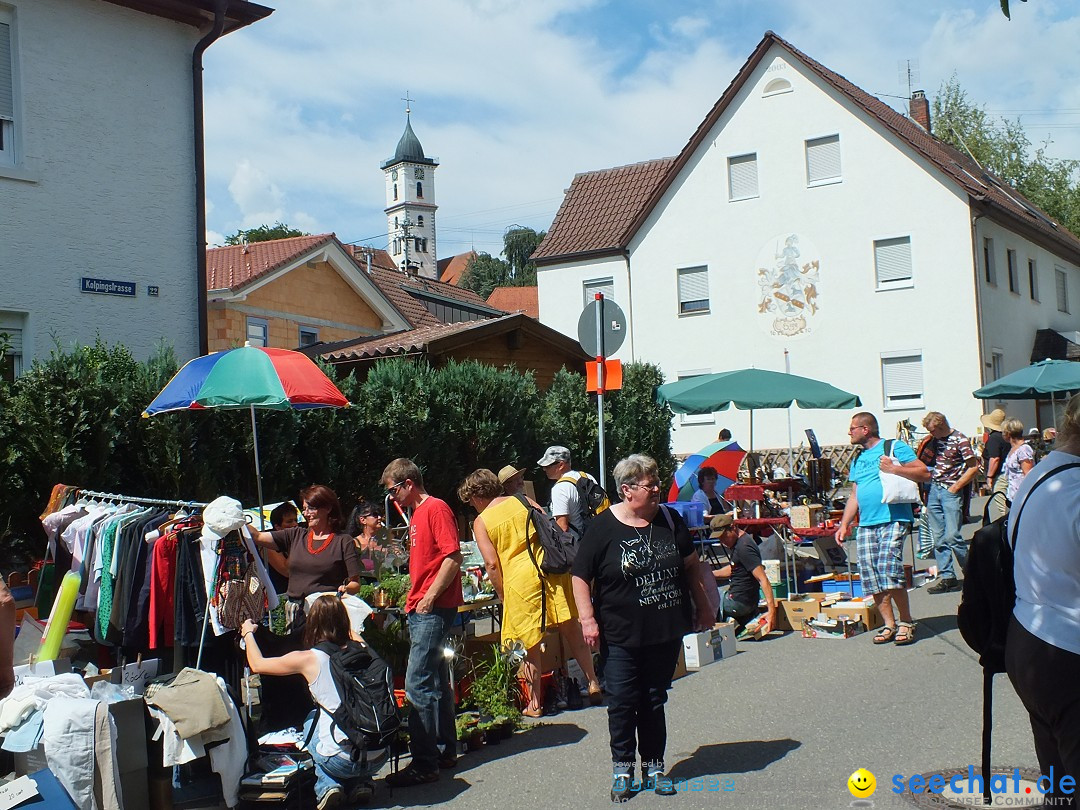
[
  {"x1": 557, "y1": 473, "x2": 610, "y2": 536},
  {"x1": 306, "y1": 640, "x2": 402, "y2": 763},
  {"x1": 955, "y1": 461, "x2": 1079, "y2": 805},
  {"x1": 517, "y1": 494, "x2": 578, "y2": 575}
]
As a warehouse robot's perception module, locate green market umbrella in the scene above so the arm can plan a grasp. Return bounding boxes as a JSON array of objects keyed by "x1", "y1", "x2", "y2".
[
  {"x1": 973, "y1": 358, "x2": 1080, "y2": 429},
  {"x1": 656, "y1": 367, "x2": 862, "y2": 454}
]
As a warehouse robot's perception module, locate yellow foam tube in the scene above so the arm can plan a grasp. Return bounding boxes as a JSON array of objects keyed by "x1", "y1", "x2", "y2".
[{"x1": 38, "y1": 571, "x2": 81, "y2": 661}]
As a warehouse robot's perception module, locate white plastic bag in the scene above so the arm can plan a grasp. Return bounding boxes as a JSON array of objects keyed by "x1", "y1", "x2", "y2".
[{"x1": 880, "y1": 465, "x2": 921, "y2": 504}]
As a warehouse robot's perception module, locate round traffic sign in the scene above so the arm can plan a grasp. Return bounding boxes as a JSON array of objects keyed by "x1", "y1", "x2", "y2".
[{"x1": 577, "y1": 298, "x2": 627, "y2": 357}]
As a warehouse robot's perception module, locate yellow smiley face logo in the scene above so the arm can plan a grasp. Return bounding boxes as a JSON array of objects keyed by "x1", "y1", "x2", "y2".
[{"x1": 847, "y1": 768, "x2": 876, "y2": 798}]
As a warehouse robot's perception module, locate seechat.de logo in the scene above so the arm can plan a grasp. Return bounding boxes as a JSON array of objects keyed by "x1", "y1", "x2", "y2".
[{"x1": 848, "y1": 768, "x2": 877, "y2": 798}]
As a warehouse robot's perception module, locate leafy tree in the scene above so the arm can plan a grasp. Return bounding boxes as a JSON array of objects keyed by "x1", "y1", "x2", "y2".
[
  {"x1": 460, "y1": 225, "x2": 546, "y2": 298},
  {"x1": 933, "y1": 77, "x2": 1080, "y2": 236},
  {"x1": 224, "y1": 222, "x2": 308, "y2": 245},
  {"x1": 607, "y1": 362, "x2": 675, "y2": 487},
  {"x1": 999, "y1": 0, "x2": 1025, "y2": 19}
]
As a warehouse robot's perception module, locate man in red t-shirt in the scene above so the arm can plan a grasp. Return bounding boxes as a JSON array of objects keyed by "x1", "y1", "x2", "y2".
[{"x1": 382, "y1": 458, "x2": 463, "y2": 788}]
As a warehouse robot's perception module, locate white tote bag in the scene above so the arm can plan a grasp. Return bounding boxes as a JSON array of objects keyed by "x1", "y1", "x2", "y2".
[{"x1": 879, "y1": 439, "x2": 922, "y2": 505}]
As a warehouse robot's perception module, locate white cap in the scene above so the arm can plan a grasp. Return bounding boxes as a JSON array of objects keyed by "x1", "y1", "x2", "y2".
[{"x1": 201, "y1": 496, "x2": 247, "y2": 541}]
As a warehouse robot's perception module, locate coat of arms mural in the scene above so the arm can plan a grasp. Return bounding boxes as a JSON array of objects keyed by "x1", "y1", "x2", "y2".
[{"x1": 756, "y1": 233, "x2": 821, "y2": 338}]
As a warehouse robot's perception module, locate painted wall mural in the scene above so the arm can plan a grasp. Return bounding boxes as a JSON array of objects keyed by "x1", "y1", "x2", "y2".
[{"x1": 756, "y1": 233, "x2": 821, "y2": 339}]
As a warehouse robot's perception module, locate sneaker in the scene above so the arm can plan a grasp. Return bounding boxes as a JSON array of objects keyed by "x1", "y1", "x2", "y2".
[
  {"x1": 316, "y1": 786, "x2": 344, "y2": 810},
  {"x1": 927, "y1": 577, "x2": 961, "y2": 594},
  {"x1": 347, "y1": 781, "x2": 375, "y2": 805},
  {"x1": 643, "y1": 768, "x2": 677, "y2": 796},
  {"x1": 611, "y1": 774, "x2": 633, "y2": 803},
  {"x1": 384, "y1": 764, "x2": 439, "y2": 788}
]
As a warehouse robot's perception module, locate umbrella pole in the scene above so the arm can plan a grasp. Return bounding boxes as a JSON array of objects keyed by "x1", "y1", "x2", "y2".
[
  {"x1": 250, "y1": 404, "x2": 266, "y2": 530},
  {"x1": 749, "y1": 410, "x2": 754, "y2": 454}
]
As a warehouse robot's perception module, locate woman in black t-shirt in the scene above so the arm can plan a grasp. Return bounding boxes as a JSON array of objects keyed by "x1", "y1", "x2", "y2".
[{"x1": 572, "y1": 454, "x2": 714, "y2": 802}]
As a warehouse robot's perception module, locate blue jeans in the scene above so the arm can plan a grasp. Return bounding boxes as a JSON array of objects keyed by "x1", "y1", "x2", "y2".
[
  {"x1": 927, "y1": 483, "x2": 966, "y2": 580},
  {"x1": 601, "y1": 640, "x2": 682, "y2": 774},
  {"x1": 405, "y1": 608, "x2": 457, "y2": 772},
  {"x1": 301, "y1": 711, "x2": 386, "y2": 801}
]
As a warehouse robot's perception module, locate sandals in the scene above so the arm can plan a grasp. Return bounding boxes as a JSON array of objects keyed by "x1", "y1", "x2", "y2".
[
  {"x1": 873, "y1": 625, "x2": 896, "y2": 644},
  {"x1": 894, "y1": 622, "x2": 916, "y2": 646},
  {"x1": 523, "y1": 706, "x2": 544, "y2": 718}
]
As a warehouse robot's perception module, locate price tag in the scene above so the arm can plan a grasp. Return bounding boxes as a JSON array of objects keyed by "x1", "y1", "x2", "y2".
[
  {"x1": 111, "y1": 659, "x2": 160, "y2": 695},
  {"x1": 0, "y1": 775, "x2": 39, "y2": 810}
]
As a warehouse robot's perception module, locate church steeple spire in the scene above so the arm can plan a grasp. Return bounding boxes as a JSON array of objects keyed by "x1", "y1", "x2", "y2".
[{"x1": 382, "y1": 96, "x2": 439, "y2": 278}]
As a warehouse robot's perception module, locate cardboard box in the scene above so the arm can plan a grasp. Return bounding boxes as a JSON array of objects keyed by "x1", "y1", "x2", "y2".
[
  {"x1": 800, "y1": 617, "x2": 864, "y2": 639},
  {"x1": 671, "y1": 648, "x2": 688, "y2": 681},
  {"x1": 714, "y1": 621, "x2": 737, "y2": 658},
  {"x1": 822, "y1": 600, "x2": 883, "y2": 631},
  {"x1": 775, "y1": 592, "x2": 827, "y2": 631},
  {"x1": 789, "y1": 504, "x2": 825, "y2": 529},
  {"x1": 682, "y1": 628, "x2": 722, "y2": 669}
]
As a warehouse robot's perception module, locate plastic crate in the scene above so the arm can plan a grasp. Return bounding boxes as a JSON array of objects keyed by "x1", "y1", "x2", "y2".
[
  {"x1": 821, "y1": 577, "x2": 863, "y2": 598},
  {"x1": 663, "y1": 501, "x2": 705, "y2": 529}
]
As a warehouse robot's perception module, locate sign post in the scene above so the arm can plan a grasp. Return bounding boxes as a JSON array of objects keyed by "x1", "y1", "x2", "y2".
[{"x1": 576, "y1": 296, "x2": 627, "y2": 490}]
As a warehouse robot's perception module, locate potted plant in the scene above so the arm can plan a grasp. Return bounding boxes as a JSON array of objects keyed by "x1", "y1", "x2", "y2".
[{"x1": 464, "y1": 645, "x2": 522, "y2": 735}]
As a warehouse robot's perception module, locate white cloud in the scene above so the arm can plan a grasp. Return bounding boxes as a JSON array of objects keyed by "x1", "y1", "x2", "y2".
[{"x1": 201, "y1": 0, "x2": 1080, "y2": 257}]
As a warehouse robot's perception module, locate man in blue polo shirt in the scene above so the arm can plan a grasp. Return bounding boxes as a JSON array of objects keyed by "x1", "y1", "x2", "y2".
[{"x1": 836, "y1": 412, "x2": 930, "y2": 646}]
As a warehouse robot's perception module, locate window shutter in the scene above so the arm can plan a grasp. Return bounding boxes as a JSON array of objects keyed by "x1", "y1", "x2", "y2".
[
  {"x1": 883, "y1": 355, "x2": 923, "y2": 399},
  {"x1": 729, "y1": 154, "x2": 758, "y2": 199},
  {"x1": 1056, "y1": 268, "x2": 1068, "y2": 312},
  {"x1": 583, "y1": 279, "x2": 614, "y2": 307},
  {"x1": 806, "y1": 135, "x2": 840, "y2": 183},
  {"x1": 0, "y1": 23, "x2": 13, "y2": 122},
  {"x1": 874, "y1": 237, "x2": 912, "y2": 285},
  {"x1": 678, "y1": 267, "x2": 709, "y2": 312}
]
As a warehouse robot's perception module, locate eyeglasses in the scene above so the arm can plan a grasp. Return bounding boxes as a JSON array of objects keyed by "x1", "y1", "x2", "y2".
[
  {"x1": 625, "y1": 481, "x2": 661, "y2": 492},
  {"x1": 848, "y1": 425, "x2": 869, "y2": 434},
  {"x1": 385, "y1": 481, "x2": 407, "y2": 497}
]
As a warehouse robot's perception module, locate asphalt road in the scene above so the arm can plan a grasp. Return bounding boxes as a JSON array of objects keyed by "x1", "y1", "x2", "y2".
[{"x1": 366, "y1": 513, "x2": 1044, "y2": 809}]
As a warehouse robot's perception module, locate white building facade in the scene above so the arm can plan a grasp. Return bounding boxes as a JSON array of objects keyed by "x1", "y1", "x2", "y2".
[
  {"x1": 534, "y1": 34, "x2": 1080, "y2": 455},
  {"x1": 0, "y1": 0, "x2": 267, "y2": 380}
]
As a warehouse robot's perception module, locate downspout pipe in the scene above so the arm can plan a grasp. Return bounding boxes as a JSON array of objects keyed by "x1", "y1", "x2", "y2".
[
  {"x1": 193, "y1": 0, "x2": 229, "y2": 357},
  {"x1": 623, "y1": 248, "x2": 636, "y2": 362},
  {"x1": 969, "y1": 211, "x2": 987, "y2": 399}
]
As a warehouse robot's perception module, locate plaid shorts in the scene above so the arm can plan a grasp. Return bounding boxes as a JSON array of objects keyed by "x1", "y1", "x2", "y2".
[{"x1": 855, "y1": 522, "x2": 908, "y2": 595}]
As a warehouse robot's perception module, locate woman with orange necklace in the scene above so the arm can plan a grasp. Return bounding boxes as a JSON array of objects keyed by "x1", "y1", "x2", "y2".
[{"x1": 247, "y1": 484, "x2": 362, "y2": 634}]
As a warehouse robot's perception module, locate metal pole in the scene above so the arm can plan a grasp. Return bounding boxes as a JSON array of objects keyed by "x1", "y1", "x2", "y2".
[
  {"x1": 784, "y1": 348, "x2": 794, "y2": 476},
  {"x1": 250, "y1": 404, "x2": 266, "y2": 530},
  {"x1": 595, "y1": 293, "x2": 607, "y2": 490}
]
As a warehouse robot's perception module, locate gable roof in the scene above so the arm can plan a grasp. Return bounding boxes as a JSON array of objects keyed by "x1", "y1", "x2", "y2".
[
  {"x1": 310, "y1": 313, "x2": 586, "y2": 364},
  {"x1": 532, "y1": 158, "x2": 675, "y2": 264},
  {"x1": 365, "y1": 265, "x2": 502, "y2": 328},
  {"x1": 486, "y1": 286, "x2": 539, "y2": 319},
  {"x1": 208, "y1": 234, "x2": 337, "y2": 292},
  {"x1": 535, "y1": 31, "x2": 1080, "y2": 267},
  {"x1": 437, "y1": 251, "x2": 478, "y2": 285}
]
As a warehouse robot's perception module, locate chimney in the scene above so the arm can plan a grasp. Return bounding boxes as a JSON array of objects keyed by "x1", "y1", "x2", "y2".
[{"x1": 910, "y1": 89, "x2": 931, "y2": 133}]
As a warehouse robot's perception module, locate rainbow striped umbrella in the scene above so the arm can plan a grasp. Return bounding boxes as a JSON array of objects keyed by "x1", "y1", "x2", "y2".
[
  {"x1": 144, "y1": 344, "x2": 349, "y2": 525},
  {"x1": 667, "y1": 440, "x2": 745, "y2": 503}
]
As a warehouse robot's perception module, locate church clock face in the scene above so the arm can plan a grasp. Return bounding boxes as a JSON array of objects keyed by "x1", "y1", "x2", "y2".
[
  {"x1": 414, "y1": 167, "x2": 425, "y2": 179},
  {"x1": 391, "y1": 169, "x2": 398, "y2": 180}
]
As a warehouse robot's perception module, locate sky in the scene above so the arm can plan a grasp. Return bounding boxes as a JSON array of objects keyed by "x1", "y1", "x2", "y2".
[{"x1": 202, "y1": 0, "x2": 1080, "y2": 260}]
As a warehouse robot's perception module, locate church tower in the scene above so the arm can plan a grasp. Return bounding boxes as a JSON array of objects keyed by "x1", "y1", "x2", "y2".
[{"x1": 382, "y1": 103, "x2": 438, "y2": 278}]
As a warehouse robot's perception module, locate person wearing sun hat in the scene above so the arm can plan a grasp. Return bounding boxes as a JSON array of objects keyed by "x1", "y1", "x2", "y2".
[
  {"x1": 980, "y1": 407, "x2": 1010, "y2": 523},
  {"x1": 497, "y1": 464, "x2": 526, "y2": 496}
]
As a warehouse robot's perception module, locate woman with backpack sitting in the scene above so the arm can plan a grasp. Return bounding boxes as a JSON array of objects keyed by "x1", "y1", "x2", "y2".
[
  {"x1": 241, "y1": 596, "x2": 387, "y2": 809},
  {"x1": 457, "y1": 469, "x2": 602, "y2": 716}
]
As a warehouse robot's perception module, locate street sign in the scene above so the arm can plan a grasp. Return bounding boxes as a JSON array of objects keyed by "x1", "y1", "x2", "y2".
[{"x1": 577, "y1": 298, "x2": 627, "y2": 357}]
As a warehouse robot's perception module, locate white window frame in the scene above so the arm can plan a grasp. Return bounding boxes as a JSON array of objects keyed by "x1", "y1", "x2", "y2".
[
  {"x1": 1007, "y1": 249, "x2": 1019, "y2": 294},
  {"x1": 1028, "y1": 258, "x2": 1039, "y2": 302},
  {"x1": 991, "y1": 349, "x2": 1004, "y2": 381},
  {"x1": 0, "y1": 323, "x2": 22, "y2": 382},
  {"x1": 0, "y1": 9, "x2": 17, "y2": 169},
  {"x1": 1056, "y1": 267, "x2": 1069, "y2": 313},
  {"x1": 805, "y1": 134, "x2": 841, "y2": 186},
  {"x1": 983, "y1": 237, "x2": 996, "y2": 286},
  {"x1": 676, "y1": 370, "x2": 715, "y2": 425},
  {"x1": 298, "y1": 326, "x2": 319, "y2": 347},
  {"x1": 873, "y1": 235, "x2": 913, "y2": 290},
  {"x1": 762, "y1": 77, "x2": 792, "y2": 97},
  {"x1": 582, "y1": 277, "x2": 614, "y2": 308},
  {"x1": 881, "y1": 351, "x2": 924, "y2": 411},
  {"x1": 246, "y1": 317, "x2": 268, "y2": 348},
  {"x1": 676, "y1": 266, "x2": 710, "y2": 315},
  {"x1": 727, "y1": 153, "x2": 758, "y2": 201}
]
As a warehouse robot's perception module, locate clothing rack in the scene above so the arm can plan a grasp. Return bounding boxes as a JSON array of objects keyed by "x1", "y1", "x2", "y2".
[{"x1": 76, "y1": 488, "x2": 209, "y2": 509}]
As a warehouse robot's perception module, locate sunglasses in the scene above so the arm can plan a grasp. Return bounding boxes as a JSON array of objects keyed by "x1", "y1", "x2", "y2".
[{"x1": 385, "y1": 481, "x2": 407, "y2": 497}]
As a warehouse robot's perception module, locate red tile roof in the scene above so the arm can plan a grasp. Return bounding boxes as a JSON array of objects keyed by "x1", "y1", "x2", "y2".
[
  {"x1": 364, "y1": 264, "x2": 498, "y2": 329},
  {"x1": 437, "y1": 251, "x2": 478, "y2": 285},
  {"x1": 207, "y1": 234, "x2": 336, "y2": 292},
  {"x1": 532, "y1": 159, "x2": 674, "y2": 264},
  {"x1": 486, "y1": 286, "x2": 539, "y2": 319},
  {"x1": 535, "y1": 31, "x2": 1080, "y2": 266}
]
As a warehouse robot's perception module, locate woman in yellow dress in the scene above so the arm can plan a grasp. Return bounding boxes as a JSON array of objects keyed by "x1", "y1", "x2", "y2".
[{"x1": 458, "y1": 469, "x2": 601, "y2": 716}]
